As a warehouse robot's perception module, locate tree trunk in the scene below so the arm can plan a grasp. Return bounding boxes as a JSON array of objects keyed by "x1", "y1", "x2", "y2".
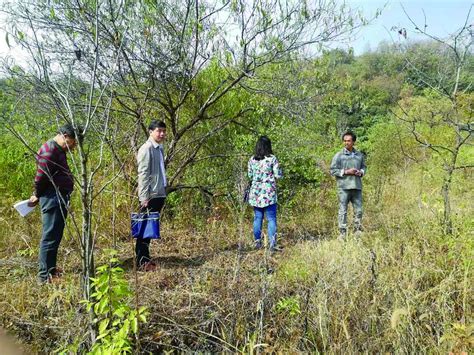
[
  {"x1": 441, "y1": 169, "x2": 453, "y2": 235},
  {"x1": 80, "y1": 157, "x2": 96, "y2": 344}
]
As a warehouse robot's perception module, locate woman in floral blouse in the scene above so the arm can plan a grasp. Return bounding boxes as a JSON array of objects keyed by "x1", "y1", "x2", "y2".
[{"x1": 248, "y1": 136, "x2": 283, "y2": 251}]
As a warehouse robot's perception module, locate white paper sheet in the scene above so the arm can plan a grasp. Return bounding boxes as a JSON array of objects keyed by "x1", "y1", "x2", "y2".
[{"x1": 13, "y1": 200, "x2": 36, "y2": 217}]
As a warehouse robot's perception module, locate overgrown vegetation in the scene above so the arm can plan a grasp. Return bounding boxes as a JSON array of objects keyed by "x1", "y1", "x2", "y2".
[{"x1": 0, "y1": 0, "x2": 472, "y2": 352}]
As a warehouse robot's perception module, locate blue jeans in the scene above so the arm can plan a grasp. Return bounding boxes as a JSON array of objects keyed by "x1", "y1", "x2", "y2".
[
  {"x1": 38, "y1": 190, "x2": 70, "y2": 282},
  {"x1": 253, "y1": 204, "x2": 277, "y2": 248}
]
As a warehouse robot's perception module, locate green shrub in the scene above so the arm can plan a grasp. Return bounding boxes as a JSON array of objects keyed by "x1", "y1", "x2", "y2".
[{"x1": 83, "y1": 250, "x2": 148, "y2": 354}]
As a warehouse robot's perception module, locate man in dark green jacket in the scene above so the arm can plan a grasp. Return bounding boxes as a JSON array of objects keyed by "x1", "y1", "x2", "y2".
[{"x1": 330, "y1": 131, "x2": 366, "y2": 239}]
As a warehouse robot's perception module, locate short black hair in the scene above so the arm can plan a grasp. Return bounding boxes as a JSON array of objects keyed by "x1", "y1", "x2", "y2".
[
  {"x1": 148, "y1": 120, "x2": 166, "y2": 131},
  {"x1": 58, "y1": 123, "x2": 84, "y2": 142},
  {"x1": 254, "y1": 135, "x2": 273, "y2": 161},
  {"x1": 342, "y1": 130, "x2": 356, "y2": 142}
]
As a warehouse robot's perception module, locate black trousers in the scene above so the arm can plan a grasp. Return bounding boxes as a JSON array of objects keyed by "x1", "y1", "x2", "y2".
[{"x1": 136, "y1": 197, "x2": 165, "y2": 266}]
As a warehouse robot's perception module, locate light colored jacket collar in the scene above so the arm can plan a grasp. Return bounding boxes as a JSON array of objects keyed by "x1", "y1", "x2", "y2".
[
  {"x1": 148, "y1": 137, "x2": 161, "y2": 149},
  {"x1": 343, "y1": 147, "x2": 358, "y2": 155}
]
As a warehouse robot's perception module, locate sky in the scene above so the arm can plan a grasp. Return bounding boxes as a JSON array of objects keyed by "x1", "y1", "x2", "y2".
[
  {"x1": 345, "y1": 0, "x2": 473, "y2": 55},
  {"x1": 0, "y1": 0, "x2": 472, "y2": 60}
]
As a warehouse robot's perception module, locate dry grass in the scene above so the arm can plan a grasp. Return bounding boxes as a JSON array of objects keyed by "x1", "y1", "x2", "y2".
[{"x1": 0, "y1": 163, "x2": 472, "y2": 353}]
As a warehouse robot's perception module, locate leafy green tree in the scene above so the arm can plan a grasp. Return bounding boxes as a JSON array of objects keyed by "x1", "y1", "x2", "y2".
[{"x1": 3, "y1": 0, "x2": 367, "y2": 190}]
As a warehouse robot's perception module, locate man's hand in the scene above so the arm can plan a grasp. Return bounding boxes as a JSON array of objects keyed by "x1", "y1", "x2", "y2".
[
  {"x1": 344, "y1": 168, "x2": 358, "y2": 175},
  {"x1": 140, "y1": 199, "x2": 149, "y2": 208},
  {"x1": 355, "y1": 170, "x2": 363, "y2": 177},
  {"x1": 28, "y1": 195, "x2": 39, "y2": 207}
]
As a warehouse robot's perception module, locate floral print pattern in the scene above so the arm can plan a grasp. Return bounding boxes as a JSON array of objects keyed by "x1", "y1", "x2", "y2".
[{"x1": 247, "y1": 155, "x2": 282, "y2": 208}]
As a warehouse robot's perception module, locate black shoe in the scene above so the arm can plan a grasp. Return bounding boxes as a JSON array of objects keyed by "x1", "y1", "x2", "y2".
[
  {"x1": 269, "y1": 245, "x2": 283, "y2": 253},
  {"x1": 255, "y1": 239, "x2": 262, "y2": 249}
]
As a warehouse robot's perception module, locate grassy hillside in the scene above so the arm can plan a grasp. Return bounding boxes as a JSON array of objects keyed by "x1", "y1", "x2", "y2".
[
  {"x1": 0, "y1": 147, "x2": 472, "y2": 353},
  {"x1": 0, "y1": 7, "x2": 472, "y2": 348}
]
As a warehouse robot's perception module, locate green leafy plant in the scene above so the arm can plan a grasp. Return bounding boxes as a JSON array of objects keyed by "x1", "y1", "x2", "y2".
[
  {"x1": 84, "y1": 249, "x2": 148, "y2": 354},
  {"x1": 276, "y1": 296, "x2": 301, "y2": 317}
]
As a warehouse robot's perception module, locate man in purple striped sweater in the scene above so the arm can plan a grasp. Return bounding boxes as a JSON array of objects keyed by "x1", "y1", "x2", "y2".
[{"x1": 28, "y1": 123, "x2": 83, "y2": 284}]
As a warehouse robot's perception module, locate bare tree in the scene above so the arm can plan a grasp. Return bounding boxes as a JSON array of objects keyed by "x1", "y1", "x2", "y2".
[
  {"x1": 1, "y1": 0, "x2": 132, "y2": 344},
  {"x1": 393, "y1": 6, "x2": 474, "y2": 234}
]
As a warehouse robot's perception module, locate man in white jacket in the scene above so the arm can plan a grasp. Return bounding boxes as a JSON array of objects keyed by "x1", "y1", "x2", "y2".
[{"x1": 136, "y1": 120, "x2": 167, "y2": 271}]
